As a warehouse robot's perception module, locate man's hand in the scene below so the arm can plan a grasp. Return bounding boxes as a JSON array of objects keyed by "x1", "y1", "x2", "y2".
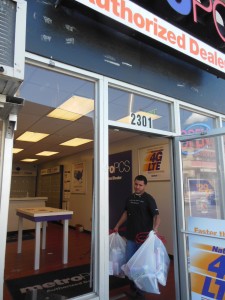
[
  {"x1": 153, "y1": 228, "x2": 158, "y2": 234},
  {"x1": 113, "y1": 227, "x2": 119, "y2": 233}
]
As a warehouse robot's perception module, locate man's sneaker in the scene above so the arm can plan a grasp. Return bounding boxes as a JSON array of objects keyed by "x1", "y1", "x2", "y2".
[
  {"x1": 134, "y1": 291, "x2": 145, "y2": 300},
  {"x1": 125, "y1": 290, "x2": 145, "y2": 299},
  {"x1": 125, "y1": 290, "x2": 137, "y2": 299}
]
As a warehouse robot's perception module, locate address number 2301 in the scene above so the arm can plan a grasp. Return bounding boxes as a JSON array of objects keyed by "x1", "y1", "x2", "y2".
[{"x1": 131, "y1": 113, "x2": 152, "y2": 128}]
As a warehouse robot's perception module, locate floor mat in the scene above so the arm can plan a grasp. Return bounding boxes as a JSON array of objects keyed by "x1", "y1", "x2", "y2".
[
  {"x1": 6, "y1": 264, "x2": 130, "y2": 300},
  {"x1": 7, "y1": 231, "x2": 34, "y2": 243}
]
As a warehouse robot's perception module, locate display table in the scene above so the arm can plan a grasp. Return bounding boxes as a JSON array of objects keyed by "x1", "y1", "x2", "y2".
[
  {"x1": 8, "y1": 197, "x2": 48, "y2": 232},
  {"x1": 16, "y1": 207, "x2": 73, "y2": 270}
]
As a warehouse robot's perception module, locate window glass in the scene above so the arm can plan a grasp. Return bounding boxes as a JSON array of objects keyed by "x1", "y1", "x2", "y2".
[
  {"x1": 7, "y1": 64, "x2": 95, "y2": 298},
  {"x1": 180, "y1": 110, "x2": 221, "y2": 222},
  {"x1": 109, "y1": 87, "x2": 172, "y2": 131},
  {"x1": 18, "y1": 64, "x2": 95, "y2": 107},
  {"x1": 181, "y1": 135, "x2": 222, "y2": 222},
  {"x1": 180, "y1": 108, "x2": 215, "y2": 134}
]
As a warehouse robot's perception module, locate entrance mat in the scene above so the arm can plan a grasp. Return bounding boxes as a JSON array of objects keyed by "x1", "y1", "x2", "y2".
[
  {"x1": 7, "y1": 230, "x2": 34, "y2": 243},
  {"x1": 6, "y1": 264, "x2": 130, "y2": 300}
]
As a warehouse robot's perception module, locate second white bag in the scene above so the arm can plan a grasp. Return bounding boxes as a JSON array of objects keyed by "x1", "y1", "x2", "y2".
[
  {"x1": 109, "y1": 232, "x2": 126, "y2": 276},
  {"x1": 121, "y1": 230, "x2": 170, "y2": 294}
]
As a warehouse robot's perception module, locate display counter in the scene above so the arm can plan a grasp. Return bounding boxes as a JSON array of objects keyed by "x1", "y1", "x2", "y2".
[{"x1": 7, "y1": 197, "x2": 48, "y2": 232}]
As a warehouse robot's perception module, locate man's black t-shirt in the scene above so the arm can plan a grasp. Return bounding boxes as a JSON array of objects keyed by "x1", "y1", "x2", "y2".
[{"x1": 125, "y1": 192, "x2": 159, "y2": 241}]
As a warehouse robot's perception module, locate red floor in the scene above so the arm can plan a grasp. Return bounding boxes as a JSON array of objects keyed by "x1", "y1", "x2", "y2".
[{"x1": 4, "y1": 223, "x2": 176, "y2": 299}]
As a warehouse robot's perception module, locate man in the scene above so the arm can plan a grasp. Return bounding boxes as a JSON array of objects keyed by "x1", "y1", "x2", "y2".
[{"x1": 114, "y1": 175, "x2": 160, "y2": 300}]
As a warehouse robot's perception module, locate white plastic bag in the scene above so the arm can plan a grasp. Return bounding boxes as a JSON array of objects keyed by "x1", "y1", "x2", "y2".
[
  {"x1": 155, "y1": 234, "x2": 170, "y2": 286},
  {"x1": 121, "y1": 231, "x2": 170, "y2": 294},
  {"x1": 109, "y1": 232, "x2": 126, "y2": 276}
]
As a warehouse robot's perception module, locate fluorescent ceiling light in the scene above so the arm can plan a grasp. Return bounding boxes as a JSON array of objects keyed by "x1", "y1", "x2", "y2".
[
  {"x1": 21, "y1": 159, "x2": 38, "y2": 162},
  {"x1": 13, "y1": 148, "x2": 23, "y2": 154},
  {"x1": 36, "y1": 151, "x2": 59, "y2": 156},
  {"x1": 60, "y1": 138, "x2": 93, "y2": 147},
  {"x1": 117, "y1": 111, "x2": 161, "y2": 123},
  {"x1": 47, "y1": 96, "x2": 94, "y2": 121},
  {"x1": 16, "y1": 131, "x2": 49, "y2": 142},
  {"x1": 47, "y1": 109, "x2": 81, "y2": 121}
]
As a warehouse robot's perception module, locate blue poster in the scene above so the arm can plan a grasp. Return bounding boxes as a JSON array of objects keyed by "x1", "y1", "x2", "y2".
[{"x1": 109, "y1": 150, "x2": 132, "y2": 230}]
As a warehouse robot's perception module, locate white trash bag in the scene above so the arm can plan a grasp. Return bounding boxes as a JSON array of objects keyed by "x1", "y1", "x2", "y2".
[
  {"x1": 121, "y1": 231, "x2": 170, "y2": 294},
  {"x1": 155, "y1": 234, "x2": 170, "y2": 286},
  {"x1": 109, "y1": 232, "x2": 126, "y2": 276}
]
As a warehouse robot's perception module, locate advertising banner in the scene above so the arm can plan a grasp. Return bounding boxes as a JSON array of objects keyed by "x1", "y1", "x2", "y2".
[
  {"x1": 187, "y1": 179, "x2": 217, "y2": 218},
  {"x1": 109, "y1": 150, "x2": 132, "y2": 230},
  {"x1": 75, "y1": 0, "x2": 225, "y2": 76},
  {"x1": 138, "y1": 144, "x2": 170, "y2": 181},
  {"x1": 188, "y1": 217, "x2": 225, "y2": 300}
]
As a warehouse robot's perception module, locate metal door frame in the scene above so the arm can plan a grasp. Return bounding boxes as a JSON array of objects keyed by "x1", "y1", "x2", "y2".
[
  {"x1": 173, "y1": 127, "x2": 225, "y2": 300},
  {"x1": 0, "y1": 96, "x2": 24, "y2": 299}
]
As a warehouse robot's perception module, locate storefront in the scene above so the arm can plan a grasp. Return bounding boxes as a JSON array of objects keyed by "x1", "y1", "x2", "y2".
[{"x1": 1, "y1": 0, "x2": 225, "y2": 299}]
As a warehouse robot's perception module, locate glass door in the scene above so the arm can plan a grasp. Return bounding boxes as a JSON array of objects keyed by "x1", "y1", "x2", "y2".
[
  {"x1": 0, "y1": 107, "x2": 21, "y2": 299},
  {"x1": 174, "y1": 127, "x2": 225, "y2": 300}
]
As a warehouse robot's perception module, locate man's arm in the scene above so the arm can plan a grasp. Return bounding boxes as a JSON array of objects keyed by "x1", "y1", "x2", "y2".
[
  {"x1": 153, "y1": 214, "x2": 160, "y2": 232},
  {"x1": 114, "y1": 211, "x2": 127, "y2": 232}
]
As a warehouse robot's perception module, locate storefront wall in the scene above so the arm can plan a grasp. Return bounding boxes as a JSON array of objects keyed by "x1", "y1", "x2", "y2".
[
  {"x1": 13, "y1": 52, "x2": 224, "y2": 300},
  {"x1": 3, "y1": 1, "x2": 225, "y2": 299}
]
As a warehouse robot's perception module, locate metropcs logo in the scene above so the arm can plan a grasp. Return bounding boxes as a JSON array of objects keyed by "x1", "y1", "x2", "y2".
[
  {"x1": 167, "y1": 0, "x2": 225, "y2": 42},
  {"x1": 108, "y1": 159, "x2": 131, "y2": 174}
]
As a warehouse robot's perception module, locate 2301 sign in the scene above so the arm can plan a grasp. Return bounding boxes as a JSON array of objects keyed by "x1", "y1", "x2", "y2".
[{"x1": 131, "y1": 113, "x2": 152, "y2": 128}]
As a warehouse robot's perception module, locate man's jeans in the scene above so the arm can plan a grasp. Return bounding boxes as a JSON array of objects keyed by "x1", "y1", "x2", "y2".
[
  {"x1": 125, "y1": 239, "x2": 142, "y2": 262},
  {"x1": 125, "y1": 240, "x2": 144, "y2": 295}
]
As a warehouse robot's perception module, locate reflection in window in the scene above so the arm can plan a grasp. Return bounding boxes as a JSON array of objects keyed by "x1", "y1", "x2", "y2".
[
  {"x1": 180, "y1": 109, "x2": 215, "y2": 134},
  {"x1": 108, "y1": 87, "x2": 172, "y2": 131},
  {"x1": 18, "y1": 64, "x2": 95, "y2": 108},
  {"x1": 180, "y1": 110, "x2": 220, "y2": 221},
  {"x1": 181, "y1": 135, "x2": 222, "y2": 223}
]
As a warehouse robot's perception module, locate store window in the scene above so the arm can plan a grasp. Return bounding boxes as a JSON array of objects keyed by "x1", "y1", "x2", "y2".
[
  {"x1": 180, "y1": 109, "x2": 222, "y2": 221},
  {"x1": 108, "y1": 87, "x2": 172, "y2": 131},
  {"x1": 6, "y1": 64, "x2": 95, "y2": 298},
  {"x1": 180, "y1": 108, "x2": 215, "y2": 134}
]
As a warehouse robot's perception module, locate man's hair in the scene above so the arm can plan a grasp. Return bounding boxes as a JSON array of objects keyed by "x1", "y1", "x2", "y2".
[{"x1": 135, "y1": 175, "x2": 147, "y2": 185}]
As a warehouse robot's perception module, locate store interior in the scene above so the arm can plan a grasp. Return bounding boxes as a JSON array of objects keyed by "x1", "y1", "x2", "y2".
[{"x1": 4, "y1": 65, "x2": 175, "y2": 299}]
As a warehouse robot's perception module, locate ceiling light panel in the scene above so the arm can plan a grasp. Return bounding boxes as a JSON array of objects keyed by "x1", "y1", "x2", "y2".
[
  {"x1": 16, "y1": 131, "x2": 49, "y2": 142},
  {"x1": 36, "y1": 151, "x2": 59, "y2": 156},
  {"x1": 13, "y1": 148, "x2": 23, "y2": 153},
  {"x1": 47, "y1": 109, "x2": 81, "y2": 121},
  {"x1": 47, "y1": 96, "x2": 94, "y2": 121},
  {"x1": 21, "y1": 158, "x2": 38, "y2": 162},
  {"x1": 60, "y1": 138, "x2": 93, "y2": 147}
]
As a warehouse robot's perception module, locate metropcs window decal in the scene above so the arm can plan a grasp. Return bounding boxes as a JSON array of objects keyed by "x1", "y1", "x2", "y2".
[{"x1": 74, "y1": 0, "x2": 225, "y2": 74}]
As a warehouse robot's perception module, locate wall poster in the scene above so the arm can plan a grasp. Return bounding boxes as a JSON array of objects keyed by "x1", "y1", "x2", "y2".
[
  {"x1": 71, "y1": 162, "x2": 86, "y2": 194},
  {"x1": 187, "y1": 179, "x2": 217, "y2": 218},
  {"x1": 138, "y1": 144, "x2": 170, "y2": 181}
]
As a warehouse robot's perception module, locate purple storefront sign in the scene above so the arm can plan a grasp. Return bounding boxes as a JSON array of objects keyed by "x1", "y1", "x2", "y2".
[{"x1": 109, "y1": 150, "x2": 132, "y2": 230}]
